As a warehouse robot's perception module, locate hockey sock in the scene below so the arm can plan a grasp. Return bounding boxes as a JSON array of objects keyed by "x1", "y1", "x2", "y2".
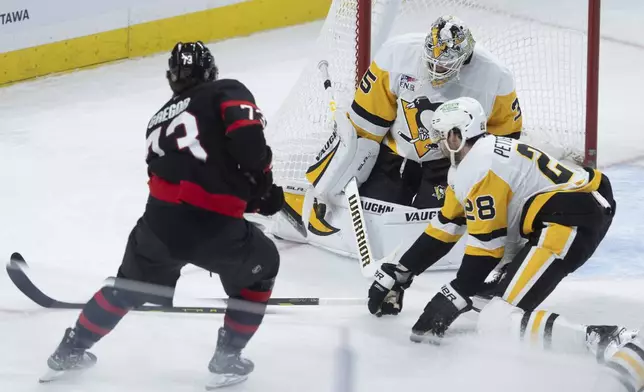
[
  {"x1": 73, "y1": 287, "x2": 139, "y2": 347},
  {"x1": 602, "y1": 339, "x2": 644, "y2": 392},
  {"x1": 478, "y1": 297, "x2": 587, "y2": 354},
  {"x1": 223, "y1": 278, "x2": 274, "y2": 349},
  {"x1": 516, "y1": 309, "x2": 588, "y2": 353}
]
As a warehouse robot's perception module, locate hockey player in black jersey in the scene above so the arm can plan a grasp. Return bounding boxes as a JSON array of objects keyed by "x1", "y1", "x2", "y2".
[{"x1": 42, "y1": 41, "x2": 284, "y2": 389}]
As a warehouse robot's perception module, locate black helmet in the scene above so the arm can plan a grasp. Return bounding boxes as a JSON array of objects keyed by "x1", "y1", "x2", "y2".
[{"x1": 166, "y1": 41, "x2": 218, "y2": 94}]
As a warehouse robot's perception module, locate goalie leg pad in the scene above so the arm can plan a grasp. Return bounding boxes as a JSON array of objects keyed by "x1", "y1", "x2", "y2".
[{"x1": 306, "y1": 112, "x2": 380, "y2": 198}]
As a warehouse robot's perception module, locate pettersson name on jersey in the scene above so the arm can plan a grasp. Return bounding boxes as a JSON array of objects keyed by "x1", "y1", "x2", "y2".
[{"x1": 148, "y1": 98, "x2": 191, "y2": 129}]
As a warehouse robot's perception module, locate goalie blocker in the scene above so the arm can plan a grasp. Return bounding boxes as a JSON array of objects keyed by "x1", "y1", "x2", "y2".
[{"x1": 304, "y1": 109, "x2": 379, "y2": 204}]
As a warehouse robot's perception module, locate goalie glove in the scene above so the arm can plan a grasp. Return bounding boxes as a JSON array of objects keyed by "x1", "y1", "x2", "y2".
[
  {"x1": 410, "y1": 282, "x2": 472, "y2": 343},
  {"x1": 367, "y1": 263, "x2": 413, "y2": 317}
]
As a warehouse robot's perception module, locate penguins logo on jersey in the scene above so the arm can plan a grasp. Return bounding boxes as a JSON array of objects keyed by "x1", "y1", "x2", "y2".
[
  {"x1": 433, "y1": 185, "x2": 446, "y2": 201},
  {"x1": 399, "y1": 96, "x2": 443, "y2": 158}
]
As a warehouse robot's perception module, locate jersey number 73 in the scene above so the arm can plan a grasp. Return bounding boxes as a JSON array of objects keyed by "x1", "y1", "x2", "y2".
[{"x1": 146, "y1": 111, "x2": 207, "y2": 162}]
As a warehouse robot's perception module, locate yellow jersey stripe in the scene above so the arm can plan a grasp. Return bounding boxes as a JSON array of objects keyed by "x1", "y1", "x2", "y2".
[
  {"x1": 504, "y1": 248, "x2": 556, "y2": 305},
  {"x1": 521, "y1": 192, "x2": 556, "y2": 236},
  {"x1": 467, "y1": 234, "x2": 506, "y2": 251},
  {"x1": 464, "y1": 245, "x2": 504, "y2": 259},
  {"x1": 539, "y1": 223, "x2": 576, "y2": 258},
  {"x1": 425, "y1": 224, "x2": 463, "y2": 244},
  {"x1": 349, "y1": 117, "x2": 385, "y2": 143},
  {"x1": 521, "y1": 169, "x2": 603, "y2": 236}
]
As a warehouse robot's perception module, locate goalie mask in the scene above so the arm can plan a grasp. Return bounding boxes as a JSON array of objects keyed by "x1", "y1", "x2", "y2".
[
  {"x1": 423, "y1": 16, "x2": 475, "y2": 87},
  {"x1": 429, "y1": 97, "x2": 487, "y2": 166}
]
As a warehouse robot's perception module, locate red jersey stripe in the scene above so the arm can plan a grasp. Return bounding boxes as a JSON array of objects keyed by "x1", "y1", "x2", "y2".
[{"x1": 226, "y1": 119, "x2": 263, "y2": 134}]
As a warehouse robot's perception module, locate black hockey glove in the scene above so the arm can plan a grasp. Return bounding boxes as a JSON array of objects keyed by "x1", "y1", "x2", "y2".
[
  {"x1": 246, "y1": 184, "x2": 284, "y2": 216},
  {"x1": 243, "y1": 146, "x2": 274, "y2": 200},
  {"x1": 367, "y1": 263, "x2": 413, "y2": 317},
  {"x1": 410, "y1": 282, "x2": 472, "y2": 343},
  {"x1": 245, "y1": 169, "x2": 273, "y2": 200}
]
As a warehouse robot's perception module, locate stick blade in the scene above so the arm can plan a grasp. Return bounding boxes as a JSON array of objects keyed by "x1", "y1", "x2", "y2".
[
  {"x1": 5, "y1": 252, "x2": 82, "y2": 309},
  {"x1": 7, "y1": 252, "x2": 26, "y2": 269}
]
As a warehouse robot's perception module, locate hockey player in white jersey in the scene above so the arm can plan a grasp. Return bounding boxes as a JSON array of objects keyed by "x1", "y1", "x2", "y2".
[
  {"x1": 366, "y1": 96, "x2": 618, "y2": 338},
  {"x1": 305, "y1": 15, "x2": 522, "y2": 210},
  {"x1": 269, "y1": 16, "x2": 524, "y2": 268},
  {"x1": 366, "y1": 96, "x2": 643, "y2": 391}
]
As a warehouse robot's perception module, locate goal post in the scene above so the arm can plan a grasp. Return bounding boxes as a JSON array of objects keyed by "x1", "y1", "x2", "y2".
[
  {"x1": 585, "y1": 0, "x2": 601, "y2": 168},
  {"x1": 356, "y1": 0, "x2": 372, "y2": 87},
  {"x1": 267, "y1": 0, "x2": 603, "y2": 187}
]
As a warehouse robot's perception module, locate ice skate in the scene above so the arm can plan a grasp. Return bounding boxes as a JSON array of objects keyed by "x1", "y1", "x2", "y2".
[
  {"x1": 586, "y1": 325, "x2": 639, "y2": 363},
  {"x1": 39, "y1": 327, "x2": 97, "y2": 383},
  {"x1": 205, "y1": 327, "x2": 255, "y2": 390}
]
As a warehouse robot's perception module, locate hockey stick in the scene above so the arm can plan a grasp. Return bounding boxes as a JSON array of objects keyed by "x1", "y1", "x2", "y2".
[
  {"x1": 278, "y1": 208, "x2": 308, "y2": 238},
  {"x1": 105, "y1": 275, "x2": 365, "y2": 307},
  {"x1": 6, "y1": 253, "x2": 365, "y2": 313},
  {"x1": 317, "y1": 60, "x2": 400, "y2": 278},
  {"x1": 397, "y1": 131, "x2": 421, "y2": 144}
]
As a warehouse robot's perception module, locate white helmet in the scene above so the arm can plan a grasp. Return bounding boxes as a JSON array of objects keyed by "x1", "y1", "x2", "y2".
[
  {"x1": 430, "y1": 97, "x2": 487, "y2": 165},
  {"x1": 423, "y1": 16, "x2": 475, "y2": 87}
]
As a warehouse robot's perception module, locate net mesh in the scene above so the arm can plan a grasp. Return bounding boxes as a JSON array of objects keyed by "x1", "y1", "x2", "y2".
[{"x1": 267, "y1": 0, "x2": 589, "y2": 186}]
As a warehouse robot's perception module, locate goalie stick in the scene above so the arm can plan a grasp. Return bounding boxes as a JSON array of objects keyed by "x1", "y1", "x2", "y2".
[
  {"x1": 6, "y1": 252, "x2": 365, "y2": 313},
  {"x1": 317, "y1": 60, "x2": 400, "y2": 278}
]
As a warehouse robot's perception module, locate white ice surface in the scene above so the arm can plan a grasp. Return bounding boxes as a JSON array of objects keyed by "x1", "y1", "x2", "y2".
[{"x1": 0, "y1": 21, "x2": 644, "y2": 392}]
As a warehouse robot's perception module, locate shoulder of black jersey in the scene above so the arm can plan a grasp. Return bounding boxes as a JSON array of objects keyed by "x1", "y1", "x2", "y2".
[{"x1": 210, "y1": 79, "x2": 256, "y2": 103}]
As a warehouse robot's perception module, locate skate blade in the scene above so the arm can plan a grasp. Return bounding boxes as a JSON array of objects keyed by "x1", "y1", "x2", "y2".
[
  {"x1": 39, "y1": 368, "x2": 71, "y2": 383},
  {"x1": 205, "y1": 373, "x2": 248, "y2": 390},
  {"x1": 39, "y1": 360, "x2": 97, "y2": 383},
  {"x1": 410, "y1": 332, "x2": 442, "y2": 345}
]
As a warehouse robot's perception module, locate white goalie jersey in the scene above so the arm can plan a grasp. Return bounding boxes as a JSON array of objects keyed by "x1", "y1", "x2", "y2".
[{"x1": 348, "y1": 33, "x2": 523, "y2": 163}]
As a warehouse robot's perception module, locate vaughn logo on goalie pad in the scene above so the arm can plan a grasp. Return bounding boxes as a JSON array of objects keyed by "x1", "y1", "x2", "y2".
[
  {"x1": 405, "y1": 210, "x2": 438, "y2": 222},
  {"x1": 315, "y1": 130, "x2": 338, "y2": 161},
  {"x1": 361, "y1": 200, "x2": 395, "y2": 214}
]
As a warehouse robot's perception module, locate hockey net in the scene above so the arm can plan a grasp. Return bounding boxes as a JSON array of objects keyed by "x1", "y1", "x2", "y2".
[{"x1": 267, "y1": 0, "x2": 598, "y2": 187}]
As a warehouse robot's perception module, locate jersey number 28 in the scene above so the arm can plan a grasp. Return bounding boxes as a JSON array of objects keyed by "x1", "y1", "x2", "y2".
[
  {"x1": 516, "y1": 143, "x2": 573, "y2": 184},
  {"x1": 465, "y1": 195, "x2": 496, "y2": 221}
]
